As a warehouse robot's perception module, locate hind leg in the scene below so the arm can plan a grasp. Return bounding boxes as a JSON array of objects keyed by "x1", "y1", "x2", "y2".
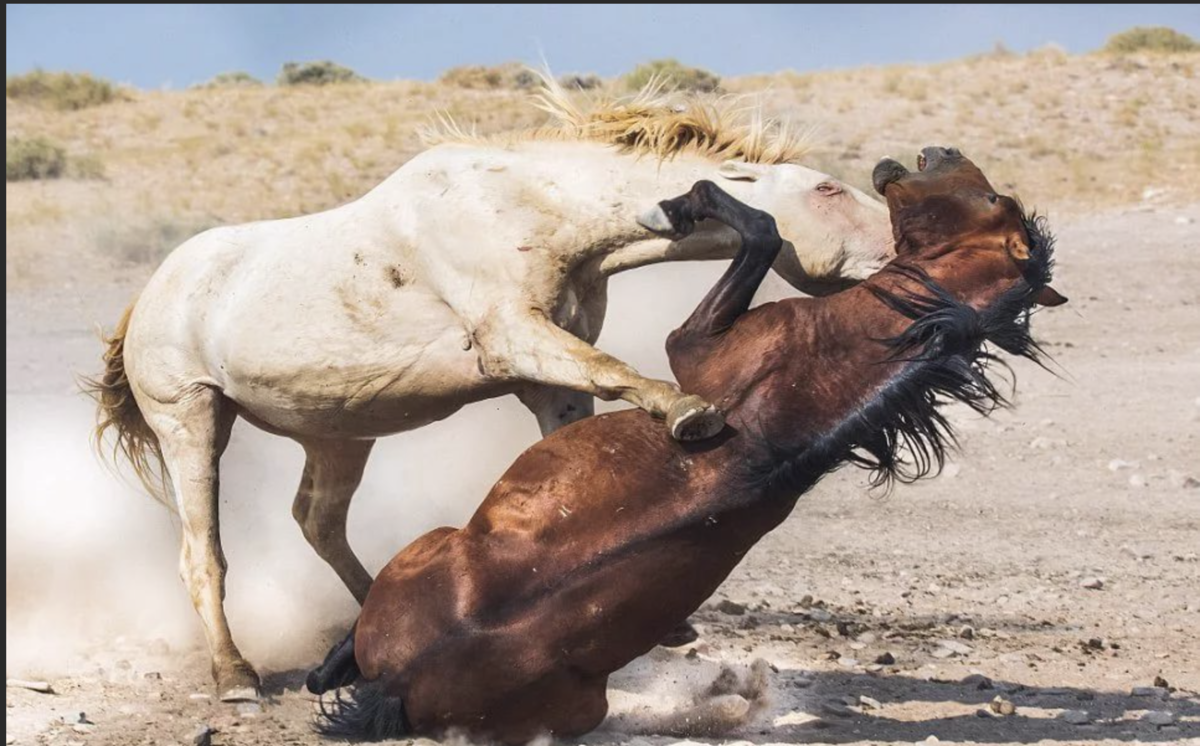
[
  {"x1": 141, "y1": 386, "x2": 257, "y2": 700},
  {"x1": 292, "y1": 439, "x2": 376, "y2": 604}
]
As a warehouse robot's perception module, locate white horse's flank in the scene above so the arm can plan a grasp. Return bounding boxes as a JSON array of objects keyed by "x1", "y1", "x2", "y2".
[{"x1": 87, "y1": 84, "x2": 892, "y2": 699}]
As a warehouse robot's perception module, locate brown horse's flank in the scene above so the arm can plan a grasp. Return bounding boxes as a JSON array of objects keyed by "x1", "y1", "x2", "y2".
[{"x1": 313, "y1": 154, "x2": 1060, "y2": 743}]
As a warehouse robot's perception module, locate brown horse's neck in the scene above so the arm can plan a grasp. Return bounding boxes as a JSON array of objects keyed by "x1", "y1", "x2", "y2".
[{"x1": 703, "y1": 248, "x2": 1030, "y2": 500}]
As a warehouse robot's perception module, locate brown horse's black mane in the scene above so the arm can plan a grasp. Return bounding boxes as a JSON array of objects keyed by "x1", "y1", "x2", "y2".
[{"x1": 761, "y1": 211, "x2": 1055, "y2": 493}]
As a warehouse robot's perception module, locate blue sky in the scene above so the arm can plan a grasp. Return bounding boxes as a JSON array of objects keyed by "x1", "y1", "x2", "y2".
[{"x1": 7, "y1": 4, "x2": 1199, "y2": 88}]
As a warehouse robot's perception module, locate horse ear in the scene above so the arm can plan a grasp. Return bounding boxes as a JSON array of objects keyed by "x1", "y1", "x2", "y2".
[
  {"x1": 718, "y1": 161, "x2": 766, "y2": 182},
  {"x1": 1034, "y1": 286, "x2": 1068, "y2": 307}
]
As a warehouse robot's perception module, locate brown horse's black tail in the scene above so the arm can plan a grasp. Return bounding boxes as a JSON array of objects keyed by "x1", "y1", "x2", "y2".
[
  {"x1": 311, "y1": 626, "x2": 410, "y2": 740},
  {"x1": 315, "y1": 680, "x2": 410, "y2": 741}
]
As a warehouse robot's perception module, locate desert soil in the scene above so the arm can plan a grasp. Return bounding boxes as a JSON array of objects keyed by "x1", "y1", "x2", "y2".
[{"x1": 6, "y1": 200, "x2": 1199, "y2": 746}]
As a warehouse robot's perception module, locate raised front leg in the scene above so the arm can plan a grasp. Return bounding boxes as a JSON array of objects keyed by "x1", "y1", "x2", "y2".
[
  {"x1": 641, "y1": 180, "x2": 784, "y2": 342},
  {"x1": 474, "y1": 311, "x2": 723, "y2": 441}
]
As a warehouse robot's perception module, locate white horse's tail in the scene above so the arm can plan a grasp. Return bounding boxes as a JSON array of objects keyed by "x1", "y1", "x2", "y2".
[{"x1": 80, "y1": 300, "x2": 171, "y2": 507}]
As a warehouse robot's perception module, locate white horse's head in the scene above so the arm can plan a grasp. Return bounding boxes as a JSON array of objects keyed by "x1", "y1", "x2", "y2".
[{"x1": 716, "y1": 160, "x2": 894, "y2": 295}]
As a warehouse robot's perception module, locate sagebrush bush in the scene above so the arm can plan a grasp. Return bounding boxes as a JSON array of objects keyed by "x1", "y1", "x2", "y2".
[
  {"x1": 558, "y1": 73, "x2": 603, "y2": 91},
  {"x1": 7, "y1": 137, "x2": 68, "y2": 181},
  {"x1": 6, "y1": 69, "x2": 121, "y2": 111},
  {"x1": 624, "y1": 59, "x2": 720, "y2": 93},
  {"x1": 439, "y1": 63, "x2": 539, "y2": 90},
  {"x1": 197, "y1": 71, "x2": 263, "y2": 89},
  {"x1": 278, "y1": 61, "x2": 365, "y2": 86},
  {"x1": 6, "y1": 137, "x2": 105, "y2": 181},
  {"x1": 1103, "y1": 26, "x2": 1199, "y2": 54}
]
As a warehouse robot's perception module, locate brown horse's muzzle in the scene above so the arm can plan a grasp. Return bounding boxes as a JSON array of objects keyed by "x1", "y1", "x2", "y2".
[{"x1": 873, "y1": 146, "x2": 968, "y2": 195}]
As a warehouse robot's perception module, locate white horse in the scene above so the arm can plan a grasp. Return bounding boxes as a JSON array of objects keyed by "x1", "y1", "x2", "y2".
[{"x1": 87, "y1": 81, "x2": 892, "y2": 699}]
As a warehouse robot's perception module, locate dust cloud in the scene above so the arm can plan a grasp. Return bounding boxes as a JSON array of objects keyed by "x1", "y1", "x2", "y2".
[{"x1": 5, "y1": 261, "x2": 790, "y2": 680}]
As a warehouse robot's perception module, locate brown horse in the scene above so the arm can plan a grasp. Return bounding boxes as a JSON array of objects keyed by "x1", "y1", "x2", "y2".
[{"x1": 308, "y1": 146, "x2": 1066, "y2": 743}]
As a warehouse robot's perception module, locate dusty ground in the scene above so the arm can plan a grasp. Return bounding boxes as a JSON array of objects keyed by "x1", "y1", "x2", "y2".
[
  {"x1": 6, "y1": 50, "x2": 1200, "y2": 746},
  {"x1": 7, "y1": 203, "x2": 1199, "y2": 745}
]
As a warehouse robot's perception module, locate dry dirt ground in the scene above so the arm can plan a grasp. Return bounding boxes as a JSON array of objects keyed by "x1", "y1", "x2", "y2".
[
  {"x1": 7, "y1": 50, "x2": 1200, "y2": 746},
  {"x1": 6, "y1": 203, "x2": 1199, "y2": 746}
]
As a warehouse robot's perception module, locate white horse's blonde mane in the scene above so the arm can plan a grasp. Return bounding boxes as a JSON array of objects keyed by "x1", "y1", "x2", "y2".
[{"x1": 422, "y1": 73, "x2": 814, "y2": 165}]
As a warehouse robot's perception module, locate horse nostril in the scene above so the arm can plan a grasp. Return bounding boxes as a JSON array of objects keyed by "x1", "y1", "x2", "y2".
[{"x1": 946, "y1": 147, "x2": 961, "y2": 157}]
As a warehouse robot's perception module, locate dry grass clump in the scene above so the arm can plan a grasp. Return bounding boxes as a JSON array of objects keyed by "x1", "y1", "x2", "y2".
[
  {"x1": 624, "y1": 59, "x2": 720, "y2": 93},
  {"x1": 6, "y1": 136, "x2": 103, "y2": 181},
  {"x1": 439, "y1": 62, "x2": 539, "y2": 90},
  {"x1": 278, "y1": 60, "x2": 366, "y2": 86},
  {"x1": 6, "y1": 70, "x2": 122, "y2": 111},
  {"x1": 1103, "y1": 26, "x2": 1199, "y2": 54}
]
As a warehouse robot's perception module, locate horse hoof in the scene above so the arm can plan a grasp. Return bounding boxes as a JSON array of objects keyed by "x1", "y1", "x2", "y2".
[
  {"x1": 659, "y1": 620, "x2": 700, "y2": 648},
  {"x1": 668, "y1": 396, "x2": 724, "y2": 441},
  {"x1": 217, "y1": 665, "x2": 261, "y2": 702},
  {"x1": 637, "y1": 204, "x2": 677, "y2": 236}
]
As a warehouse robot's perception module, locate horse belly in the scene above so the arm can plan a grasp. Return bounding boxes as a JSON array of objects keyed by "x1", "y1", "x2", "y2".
[{"x1": 218, "y1": 287, "x2": 505, "y2": 439}]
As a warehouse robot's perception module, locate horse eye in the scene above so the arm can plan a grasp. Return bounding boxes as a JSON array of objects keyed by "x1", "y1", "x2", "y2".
[
  {"x1": 816, "y1": 182, "x2": 842, "y2": 195},
  {"x1": 987, "y1": 193, "x2": 999, "y2": 204}
]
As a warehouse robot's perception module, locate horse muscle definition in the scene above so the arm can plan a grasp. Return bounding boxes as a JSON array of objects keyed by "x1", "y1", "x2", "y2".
[{"x1": 311, "y1": 148, "x2": 1065, "y2": 742}]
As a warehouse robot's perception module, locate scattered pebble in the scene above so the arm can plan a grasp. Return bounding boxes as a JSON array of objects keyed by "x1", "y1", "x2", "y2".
[
  {"x1": 874, "y1": 652, "x2": 896, "y2": 665},
  {"x1": 821, "y1": 701, "x2": 854, "y2": 718},
  {"x1": 990, "y1": 696, "x2": 1016, "y2": 716},
  {"x1": 716, "y1": 599, "x2": 746, "y2": 616},
  {"x1": 859, "y1": 695, "x2": 882, "y2": 710},
  {"x1": 1143, "y1": 710, "x2": 1175, "y2": 726},
  {"x1": 963, "y1": 674, "x2": 994, "y2": 690},
  {"x1": 938, "y1": 640, "x2": 973, "y2": 656},
  {"x1": 1153, "y1": 675, "x2": 1170, "y2": 689},
  {"x1": 1058, "y1": 709, "x2": 1091, "y2": 725},
  {"x1": 958, "y1": 625, "x2": 975, "y2": 640},
  {"x1": 1080, "y1": 577, "x2": 1105, "y2": 590},
  {"x1": 791, "y1": 676, "x2": 814, "y2": 688},
  {"x1": 837, "y1": 657, "x2": 859, "y2": 669},
  {"x1": 192, "y1": 725, "x2": 216, "y2": 746},
  {"x1": 1131, "y1": 686, "x2": 1168, "y2": 699}
]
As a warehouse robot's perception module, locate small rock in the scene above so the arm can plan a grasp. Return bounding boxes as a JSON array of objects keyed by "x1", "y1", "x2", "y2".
[
  {"x1": 5, "y1": 679, "x2": 53, "y2": 694},
  {"x1": 1030, "y1": 436, "x2": 1066, "y2": 450},
  {"x1": 874, "y1": 652, "x2": 896, "y2": 665},
  {"x1": 837, "y1": 657, "x2": 859, "y2": 669},
  {"x1": 859, "y1": 695, "x2": 882, "y2": 710},
  {"x1": 990, "y1": 696, "x2": 1016, "y2": 716},
  {"x1": 975, "y1": 708, "x2": 994, "y2": 718},
  {"x1": 192, "y1": 725, "x2": 216, "y2": 746},
  {"x1": 791, "y1": 676, "x2": 814, "y2": 688},
  {"x1": 1108, "y1": 458, "x2": 1138, "y2": 471},
  {"x1": 963, "y1": 674, "x2": 994, "y2": 690},
  {"x1": 1129, "y1": 474, "x2": 1148, "y2": 488},
  {"x1": 1059, "y1": 709, "x2": 1091, "y2": 725},
  {"x1": 797, "y1": 595, "x2": 814, "y2": 608},
  {"x1": 1143, "y1": 710, "x2": 1174, "y2": 726},
  {"x1": 958, "y1": 625, "x2": 975, "y2": 640},
  {"x1": 144, "y1": 671, "x2": 162, "y2": 681},
  {"x1": 1085, "y1": 637, "x2": 1105, "y2": 650},
  {"x1": 939, "y1": 640, "x2": 973, "y2": 656},
  {"x1": 236, "y1": 702, "x2": 262, "y2": 717},
  {"x1": 808, "y1": 608, "x2": 833, "y2": 623},
  {"x1": 716, "y1": 599, "x2": 746, "y2": 615},
  {"x1": 821, "y1": 701, "x2": 854, "y2": 718},
  {"x1": 1131, "y1": 686, "x2": 1168, "y2": 699},
  {"x1": 1153, "y1": 675, "x2": 1170, "y2": 689},
  {"x1": 1080, "y1": 577, "x2": 1104, "y2": 590}
]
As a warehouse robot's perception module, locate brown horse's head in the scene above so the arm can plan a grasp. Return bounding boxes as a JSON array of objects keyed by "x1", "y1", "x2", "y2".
[{"x1": 872, "y1": 146, "x2": 1066, "y2": 307}]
